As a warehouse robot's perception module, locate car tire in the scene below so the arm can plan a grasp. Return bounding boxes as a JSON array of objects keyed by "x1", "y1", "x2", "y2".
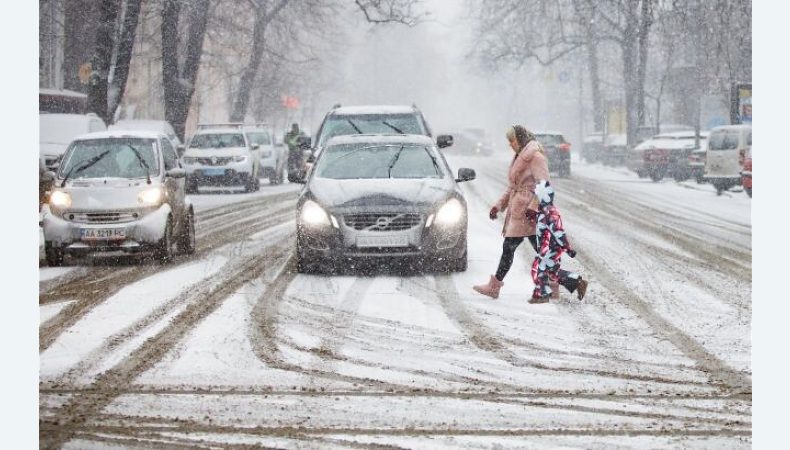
[
  {"x1": 745, "y1": 187, "x2": 752, "y2": 198},
  {"x1": 178, "y1": 211, "x2": 196, "y2": 255},
  {"x1": 186, "y1": 178, "x2": 198, "y2": 194},
  {"x1": 155, "y1": 219, "x2": 175, "y2": 263},
  {"x1": 45, "y1": 242, "x2": 64, "y2": 267},
  {"x1": 447, "y1": 249, "x2": 468, "y2": 272},
  {"x1": 673, "y1": 171, "x2": 689, "y2": 182},
  {"x1": 244, "y1": 175, "x2": 255, "y2": 193},
  {"x1": 254, "y1": 176, "x2": 261, "y2": 191},
  {"x1": 649, "y1": 168, "x2": 665, "y2": 182}
]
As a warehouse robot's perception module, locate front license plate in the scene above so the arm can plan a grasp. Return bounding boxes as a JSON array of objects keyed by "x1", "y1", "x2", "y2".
[
  {"x1": 356, "y1": 235, "x2": 408, "y2": 248},
  {"x1": 80, "y1": 228, "x2": 126, "y2": 241},
  {"x1": 203, "y1": 168, "x2": 226, "y2": 176}
]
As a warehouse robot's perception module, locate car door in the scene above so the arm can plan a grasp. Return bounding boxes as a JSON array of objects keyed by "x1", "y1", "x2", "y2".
[{"x1": 161, "y1": 138, "x2": 186, "y2": 228}]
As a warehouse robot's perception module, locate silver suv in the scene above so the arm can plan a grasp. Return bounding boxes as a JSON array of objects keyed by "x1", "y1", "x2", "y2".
[
  {"x1": 244, "y1": 125, "x2": 285, "y2": 185},
  {"x1": 181, "y1": 124, "x2": 261, "y2": 193},
  {"x1": 41, "y1": 130, "x2": 195, "y2": 265}
]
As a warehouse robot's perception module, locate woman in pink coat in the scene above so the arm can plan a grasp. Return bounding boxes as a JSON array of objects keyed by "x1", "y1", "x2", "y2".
[{"x1": 473, "y1": 125, "x2": 554, "y2": 300}]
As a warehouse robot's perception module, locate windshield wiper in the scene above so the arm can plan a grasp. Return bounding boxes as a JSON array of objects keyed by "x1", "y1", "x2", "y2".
[
  {"x1": 60, "y1": 150, "x2": 110, "y2": 187},
  {"x1": 422, "y1": 146, "x2": 442, "y2": 176},
  {"x1": 347, "y1": 119, "x2": 362, "y2": 134},
  {"x1": 126, "y1": 145, "x2": 152, "y2": 184},
  {"x1": 382, "y1": 120, "x2": 404, "y2": 134},
  {"x1": 387, "y1": 145, "x2": 406, "y2": 178}
]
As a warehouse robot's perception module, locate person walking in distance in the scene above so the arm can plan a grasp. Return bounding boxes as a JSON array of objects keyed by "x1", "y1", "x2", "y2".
[
  {"x1": 528, "y1": 180, "x2": 587, "y2": 303},
  {"x1": 473, "y1": 125, "x2": 547, "y2": 299}
]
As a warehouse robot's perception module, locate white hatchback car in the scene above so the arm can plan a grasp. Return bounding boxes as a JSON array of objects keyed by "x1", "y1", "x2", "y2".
[
  {"x1": 704, "y1": 125, "x2": 751, "y2": 195},
  {"x1": 41, "y1": 130, "x2": 195, "y2": 266},
  {"x1": 181, "y1": 124, "x2": 261, "y2": 193}
]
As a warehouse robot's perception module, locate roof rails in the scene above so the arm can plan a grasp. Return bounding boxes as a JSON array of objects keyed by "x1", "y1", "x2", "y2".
[{"x1": 197, "y1": 122, "x2": 269, "y2": 130}]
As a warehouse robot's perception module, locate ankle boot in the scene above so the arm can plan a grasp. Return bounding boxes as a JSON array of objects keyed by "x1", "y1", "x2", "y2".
[
  {"x1": 576, "y1": 278, "x2": 588, "y2": 301},
  {"x1": 473, "y1": 275, "x2": 504, "y2": 299}
]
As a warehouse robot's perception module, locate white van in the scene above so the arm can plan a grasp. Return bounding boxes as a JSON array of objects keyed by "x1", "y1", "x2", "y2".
[
  {"x1": 704, "y1": 124, "x2": 751, "y2": 195},
  {"x1": 40, "y1": 113, "x2": 107, "y2": 170}
]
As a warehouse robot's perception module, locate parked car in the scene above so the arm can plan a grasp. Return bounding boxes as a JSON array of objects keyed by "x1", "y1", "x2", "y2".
[
  {"x1": 601, "y1": 133, "x2": 627, "y2": 166},
  {"x1": 40, "y1": 113, "x2": 107, "y2": 170},
  {"x1": 293, "y1": 134, "x2": 475, "y2": 273},
  {"x1": 704, "y1": 124, "x2": 752, "y2": 195},
  {"x1": 741, "y1": 146, "x2": 752, "y2": 197},
  {"x1": 244, "y1": 125, "x2": 285, "y2": 185},
  {"x1": 634, "y1": 123, "x2": 694, "y2": 146},
  {"x1": 581, "y1": 132, "x2": 604, "y2": 163},
  {"x1": 41, "y1": 130, "x2": 195, "y2": 266},
  {"x1": 632, "y1": 131, "x2": 709, "y2": 182},
  {"x1": 109, "y1": 119, "x2": 182, "y2": 153},
  {"x1": 181, "y1": 124, "x2": 261, "y2": 193},
  {"x1": 534, "y1": 131, "x2": 572, "y2": 177}
]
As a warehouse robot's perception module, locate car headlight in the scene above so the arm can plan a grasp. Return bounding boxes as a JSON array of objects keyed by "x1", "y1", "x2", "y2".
[
  {"x1": 138, "y1": 187, "x2": 164, "y2": 206},
  {"x1": 49, "y1": 190, "x2": 71, "y2": 208},
  {"x1": 232, "y1": 155, "x2": 248, "y2": 163},
  {"x1": 435, "y1": 198, "x2": 464, "y2": 226},
  {"x1": 300, "y1": 200, "x2": 330, "y2": 227}
]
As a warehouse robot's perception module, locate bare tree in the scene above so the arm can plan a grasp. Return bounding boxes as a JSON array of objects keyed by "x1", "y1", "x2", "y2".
[
  {"x1": 87, "y1": 0, "x2": 142, "y2": 124},
  {"x1": 161, "y1": 0, "x2": 211, "y2": 140}
]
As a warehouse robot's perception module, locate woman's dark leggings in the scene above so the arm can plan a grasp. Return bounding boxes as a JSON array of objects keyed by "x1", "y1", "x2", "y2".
[{"x1": 494, "y1": 235, "x2": 579, "y2": 292}]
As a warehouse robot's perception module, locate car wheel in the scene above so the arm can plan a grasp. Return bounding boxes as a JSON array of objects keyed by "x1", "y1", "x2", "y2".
[
  {"x1": 155, "y1": 219, "x2": 175, "y2": 263},
  {"x1": 447, "y1": 249, "x2": 468, "y2": 272},
  {"x1": 745, "y1": 187, "x2": 752, "y2": 198},
  {"x1": 649, "y1": 168, "x2": 665, "y2": 182},
  {"x1": 45, "y1": 242, "x2": 64, "y2": 267},
  {"x1": 254, "y1": 176, "x2": 261, "y2": 191},
  {"x1": 243, "y1": 175, "x2": 255, "y2": 193},
  {"x1": 178, "y1": 211, "x2": 196, "y2": 255},
  {"x1": 186, "y1": 178, "x2": 198, "y2": 194},
  {"x1": 673, "y1": 171, "x2": 689, "y2": 182}
]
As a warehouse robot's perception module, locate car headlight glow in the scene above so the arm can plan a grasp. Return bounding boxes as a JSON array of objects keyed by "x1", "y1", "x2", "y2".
[
  {"x1": 232, "y1": 155, "x2": 248, "y2": 163},
  {"x1": 138, "y1": 187, "x2": 164, "y2": 205},
  {"x1": 49, "y1": 190, "x2": 71, "y2": 208},
  {"x1": 301, "y1": 200, "x2": 330, "y2": 226},
  {"x1": 435, "y1": 198, "x2": 464, "y2": 225}
]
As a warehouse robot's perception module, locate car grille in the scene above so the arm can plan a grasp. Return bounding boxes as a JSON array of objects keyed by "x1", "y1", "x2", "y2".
[
  {"x1": 66, "y1": 212, "x2": 138, "y2": 224},
  {"x1": 197, "y1": 157, "x2": 233, "y2": 166},
  {"x1": 344, "y1": 213, "x2": 422, "y2": 232}
]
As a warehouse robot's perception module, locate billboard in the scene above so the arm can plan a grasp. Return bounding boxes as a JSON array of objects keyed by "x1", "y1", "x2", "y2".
[{"x1": 730, "y1": 83, "x2": 752, "y2": 125}]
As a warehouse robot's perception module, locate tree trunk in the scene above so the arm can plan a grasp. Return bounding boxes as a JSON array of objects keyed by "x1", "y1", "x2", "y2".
[
  {"x1": 635, "y1": 0, "x2": 653, "y2": 128},
  {"x1": 230, "y1": 0, "x2": 291, "y2": 122},
  {"x1": 586, "y1": 38, "x2": 604, "y2": 132},
  {"x1": 622, "y1": 27, "x2": 639, "y2": 147},
  {"x1": 162, "y1": 0, "x2": 211, "y2": 141},
  {"x1": 63, "y1": 0, "x2": 99, "y2": 92},
  {"x1": 87, "y1": 0, "x2": 121, "y2": 124},
  {"x1": 107, "y1": 0, "x2": 142, "y2": 120}
]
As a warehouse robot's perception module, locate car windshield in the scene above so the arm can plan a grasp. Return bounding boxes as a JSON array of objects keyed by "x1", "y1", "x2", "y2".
[
  {"x1": 315, "y1": 143, "x2": 443, "y2": 180},
  {"x1": 189, "y1": 133, "x2": 245, "y2": 148},
  {"x1": 535, "y1": 134, "x2": 564, "y2": 146},
  {"x1": 318, "y1": 114, "x2": 426, "y2": 147},
  {"x1": 59, "y1": 138, "x2": 159, "y2": 179},
  {"x1": 246, "y1": 131, "x2": 272, "y2": 145}
]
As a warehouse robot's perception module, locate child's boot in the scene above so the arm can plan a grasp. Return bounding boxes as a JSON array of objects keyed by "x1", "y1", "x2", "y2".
[{"x1": 473, "y1": 275, "x2": 504, "y2": 299}]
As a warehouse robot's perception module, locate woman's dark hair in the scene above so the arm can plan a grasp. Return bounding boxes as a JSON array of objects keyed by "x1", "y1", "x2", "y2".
[{"x1": 512, "y1": 125, "x2": 535, "y2": 148}]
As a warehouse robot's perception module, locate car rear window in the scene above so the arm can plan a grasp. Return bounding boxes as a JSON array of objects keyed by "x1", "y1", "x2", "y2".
[
  {"x1": 535, "y1": 134, "x2": 564, "y2": 146},
  {"x1": 709, "y1": 131, "x2": 739, "y2": 150}
]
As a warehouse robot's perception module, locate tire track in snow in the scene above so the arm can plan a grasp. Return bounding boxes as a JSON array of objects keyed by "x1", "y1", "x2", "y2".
[
  {"x1": 39, "y1": 238, "x2": 294, "y2": 449},
  {"x1": 39, "y1": 207, "x2": 294, "y2": 352}
]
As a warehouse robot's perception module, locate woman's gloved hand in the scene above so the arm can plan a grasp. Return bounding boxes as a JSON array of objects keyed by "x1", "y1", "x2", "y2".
[{"x1": 489, "y1": 206, "x2": 499, "y2": 220}]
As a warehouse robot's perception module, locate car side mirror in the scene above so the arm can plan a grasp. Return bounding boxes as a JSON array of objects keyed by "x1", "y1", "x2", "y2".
[
  {"x1": 306, "y1": 153, "x2": 316, "y2": 164},
  {"x1": 44, "y1": 170, "x2": 57, "y2": 181},
  {"x1": 166, "y1": 168, "x2": 186, "y2": 179},
  {"x1": 252, "y1": 144, "x2": 260, "y2": 150},
  {"x1": 455, "y1": 168, "x2": 476, "y2": 182},
  {"x1": 297, "y1": 136, "x2": 311, "y2": 149},
  {"x1": 176, "y1": 144, "x2": 185, "y2": 157},
  {"x1": 437, "y1": 135, "x2": 454, "y2": 148}
]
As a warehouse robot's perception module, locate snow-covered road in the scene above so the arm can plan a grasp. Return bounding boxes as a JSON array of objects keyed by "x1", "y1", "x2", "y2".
[{"x1": 39, "y1": 156, "x2": 751, "y2": 448}]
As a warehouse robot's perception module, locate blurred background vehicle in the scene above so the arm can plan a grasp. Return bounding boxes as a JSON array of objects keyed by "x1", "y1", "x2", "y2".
[
  {"x1": 181, "y1": 124, "x2": 261, "y2": 193},
  {"x1": 631, "y1": 131, "x2": 709, "y2": 182},
  {"x1": 704, "y1": 124, "x2": 751, "y2": 195},
  {"x1": 581, "y1": 132, "x2": 604, "y2": 163},
  {"x1": 244, "y1": 124, "x2": 285, "y2": 185},
  {"x1": 40, "y1": 113, "x2": 107, "y2": 171},
  {"x1": 741, "y1": 145, "x2": 752, "y2": 197},
  {"x1": 601, "y1": 133, "x2": 627, "y2": 167},
  {"x1": 110, "y1": 119, "x2": 182, "y2": 154},
  {"x1": 534, "y1": 131, "x2": 572, "y2": 177}
]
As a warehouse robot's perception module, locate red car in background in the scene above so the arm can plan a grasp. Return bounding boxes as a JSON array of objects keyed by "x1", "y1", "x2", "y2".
[{"x1": 741, "y1": 147, "x2": 752, "y2": 197}]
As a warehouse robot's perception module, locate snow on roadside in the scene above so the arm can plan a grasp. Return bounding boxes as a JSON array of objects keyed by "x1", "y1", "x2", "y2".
[{"x1": 40, "y1": 301, "x2": 74, "y2": 324}]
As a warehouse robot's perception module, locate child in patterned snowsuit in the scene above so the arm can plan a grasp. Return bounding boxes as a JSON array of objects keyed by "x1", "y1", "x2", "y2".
[{"x1": 529, "y1": 180, "x2": 588, "y2": 303}]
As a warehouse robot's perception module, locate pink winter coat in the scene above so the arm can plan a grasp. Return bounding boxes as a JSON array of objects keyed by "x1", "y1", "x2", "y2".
[{"x1": 494, "y1": 140, "x2": 550, "y2": 237}]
